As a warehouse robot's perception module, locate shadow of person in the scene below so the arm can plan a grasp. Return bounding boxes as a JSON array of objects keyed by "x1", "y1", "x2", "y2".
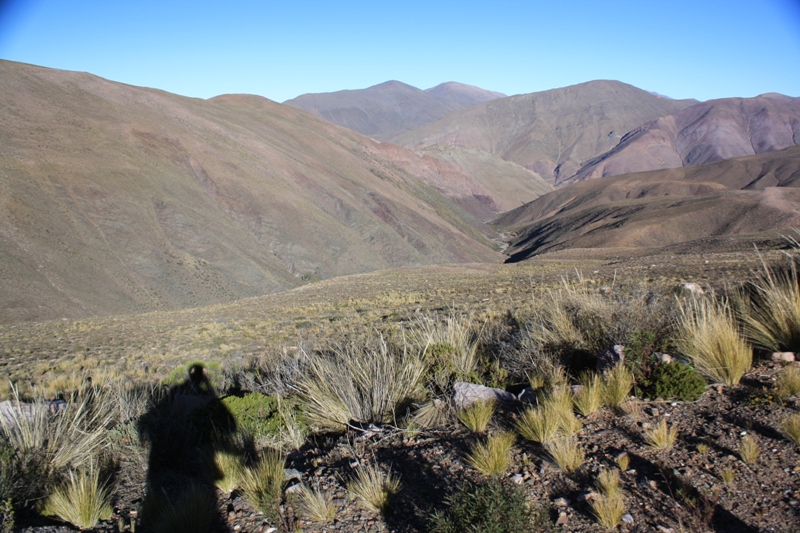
[{"x1": 136, "y1": 363, "x2": 241, "y2": 532}]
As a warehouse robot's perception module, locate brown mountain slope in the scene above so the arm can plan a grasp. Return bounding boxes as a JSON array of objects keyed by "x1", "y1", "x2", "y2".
[
  {"x1": 424, "y1": 82, "x2": 506, "y2": 109},
  {"x1": 0, "y1": 60, "x2": 502, "y2": 322},
  {"x1": 283, "y1": 80, "x2": 504, "y2": 141},
  {"x1": 495, "y1": 147, "x2": 800, "y2": 260},
  {"x1": 568, "y1": 94, "x2": 800, "y2": 184},
  {"x1": 393, "y1": 80, "x2": 696, "y2": 184}
]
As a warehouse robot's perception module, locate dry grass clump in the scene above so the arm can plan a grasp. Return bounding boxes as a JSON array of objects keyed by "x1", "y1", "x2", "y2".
[
  {"x1": 240, "y1": 450, "x2": 286, "y2": 516},
  {"x1": 603, "y1": 365, "x2": 633, "y2": 408},
  {"x1": 347, "y1": 463, "x2": 401, "y2": 514},
  {"x1": 515, "y1": 386, "x2": 581, "y2": 443},
  {"x1": 573, "y1": 372, "x2": 604, "y2": 416},
  {"x1": 295, "y1": 337, "x2": 426, "y2": 430},
  {"x1": 776, "y1": 365, "x2": 800, "y2": 398},
  {"x1": 297, "y1": 484, "x2": 336, "y2": 523},
  {"x1": 782, "y1": 413, "x2": 800, "y2": 444},
  {"x1": 591, "y1": 468, "x2": 625, "y2": 530},
  {"x1": 740, "y1": 259, "x2": 800, "y2": 352},
  {"x1": 645, "y1": 419, "x2": 678, "y2": 450},
  {"x1": 676, "y1": 296, "x2": 752, "y2": 385},
  {"x1": 615, "y1": 452, "x2": 630, "y2": 471},
  {"x1": 719, "y1": 467, "x2": 736, "y2": 483},
  {"x1": 411, "y1": 311, "x2": 480, "y2": 381},
  {"x1": 544, "y1": 438, "x2": 584, "y2": 472},
  {"x1": 207, "y1": 448, "x2": 243, "y2": 494},
  {"x1": 0, "y1": 385, "x2": 116, "y2": 472},
  {"x1": 412, "y1": 398, "x2": 452, "y2": 429},
  {"x1": 41, "y1": 464, "x2": 112, "y2": 530},
  {"x1": 739, "y1": 435, "x2": 760, "y2": 464},
  {"x1": 466, "y1": 431, "x2": 516, "y2": 476},
  {"x1": 457, "y1": 400, "x2": 496, "y2": 433}
]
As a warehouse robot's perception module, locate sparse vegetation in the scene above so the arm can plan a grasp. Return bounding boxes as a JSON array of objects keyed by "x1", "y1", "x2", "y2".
[
  {"x1": 207, "y1": 448, "x2": 242, "y2": 494},
  {"x1": 297, "y1": 484, "x2": 336, "y2": 523},
  {"x1": 776, "y1": 365, "x2": 800, "y2": 398},
  {"x1": 515, "y1": 404, "x2": 559, "y2": 444},
  {"x1": 240, "y1": 450, "x2": 286, "y2": 520},
  {"x1": 615, "y1": 452, "x2": 630, "y2": 471},
  {"x1": 720, "y1": 468, "x2": 736, "y2": 483},
  {"x1": 573, "y1": 372, "x2": 604, "y2": 417},
  {"x1": 740, "y1": 259, "x2": 800, "y2": 353},
  {"x1": 603, "y1": 365, "x2": 634, "y2": 408}
]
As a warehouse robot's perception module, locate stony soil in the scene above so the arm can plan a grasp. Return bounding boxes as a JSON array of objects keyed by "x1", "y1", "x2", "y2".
[{"x1": 13, "y1": 362, "x2": 800, "y2": 533}]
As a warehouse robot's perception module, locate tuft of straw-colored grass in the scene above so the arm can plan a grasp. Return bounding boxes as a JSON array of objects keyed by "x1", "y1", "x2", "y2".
[
  {"x1": 739, "y1": 435, "x2": 760, "y2": 464},
  {"x1": 573, "y1": 373, "x2": 604, "y2": 417},
  {"x1": 620, "y1": 400, "x2": 643, "y2": 420},
  {"x1": 458, "y1": 400, "x2": 496, "y2": 433},
  {"x1": 41, "y1": 465, "x2": 112, "y2": 530},
  {"x1": 548, "y1": 386, "x2": 582, "y2": 436},
  {"x1": 297, "y1": 484, "x2": 336, "y2": 523},
  {"x1": 545, "y1": 438, "x2": 584, "y2": 472},
  {"x1": 776, "y1": 366, "x2": 800, "y2": 398},
  {"x1": 240, "y1": 450, "x2": 286, "y2": 516},
  {"x1": 782, "y1": 413, "x2": 800, "y2": 444},
  {"x1": 603, "y1": 365, "x2": 633, "y2": 408},
  {"x1": 740, "y1": 259, "x2": 800, "y2": 353},
  {"x1": 412, "y1": 398, "x2": 451, "y2": 429},
  {"x1": 595, "y1": 468, "x2": 622, "y2": 499},
  {"x1": 412, "y1": 312, "x2": 480, "y2": 380},
  {"x1": 696, "y1": 443, "x2": 709, "y2": 454},
  {"x1": 295, "y1": 337, "x2": 426, "y2": 430},
  {"x1": 515, "y1": 405, "x2": 559, "y2": 444},
  {"x1": 719, "y1": 468, "x2": 735, "y2": 483},
  {"x1": 207, "y1": 448, "x2": 243, "y2": 494},
  {"x1": 645, "y1": 419, "x2": 678, "y2": 450},
  {"x1": 466, "y1": 431, "x2": 516, "y2": 476},
  {"x1": 615, "y1": 453, "x2": 630, "y2": 471},
  {"x1": 590, "y1": 494, "x2": 626, "y2": 530},
  {"x1": 347, "y1": 464, "x2": 401, "y2": 514},
  {"x1": 676, "y1": 296, "x2": 752, "y2": 385}
]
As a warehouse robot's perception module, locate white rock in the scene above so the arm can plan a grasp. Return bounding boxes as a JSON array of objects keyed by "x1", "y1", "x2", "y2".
[
  {"x1": 682, "y1": 282, "x2": 704, "y2": 295},
  {"x1": 622, "y1": 513, "x2": 634, "y2": 524},
  {"x1": 453, "y1": 382, "x2": 516, "y2": 409},
  {"x1": 772, "y1": 352, "x2": 796, "y2": 363}
]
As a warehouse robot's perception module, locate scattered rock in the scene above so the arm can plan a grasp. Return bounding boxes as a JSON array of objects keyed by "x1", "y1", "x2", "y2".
[
  {"x1": 285, "y1": 483, "x2": 304, "y2": 495},
  {"x1": 556, "y1": 512, "x2": 569, "y2": 525},
  {"x1": 554, "y1": 497, "x2": 569, "y2": 507},
  {"x1": 659, "y1": 353, "x2": 673, "y2": 363},
  {"x1": 510, "y1": 473, "x2": 524, "y2": 484},
  {"x1": 682, "y1": 282, "x2": 704, "y2": 295},
  {"x1": 622, "y1": 513, "x2": 634, "y2": 524},
  {"x1": 453, "y1": 382, "x2": 516, "y2": 409},
  {"x1": 772, "y1": 352, "x2": 796, "y2": 363},
  {"x1": 517, "y1": 386, "x2": 537, "y2": 403},
  {"x1": 597, "y1": 345, "x2": 625, "y2": 372},
  {"x1": 284, "y1": 468, "x2": 303, "y2": 481}
]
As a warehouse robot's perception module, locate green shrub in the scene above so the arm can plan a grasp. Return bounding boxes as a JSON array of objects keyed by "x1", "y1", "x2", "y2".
[
  {"x1": 646, "y1": 362, "x2": 707, "y2": 402},
  {"x1": 427, "y1": 478, "x2": 548, "y2": 533},
  {"x1": 163, "y1": 361, "x2": 224, "y2": 392}
]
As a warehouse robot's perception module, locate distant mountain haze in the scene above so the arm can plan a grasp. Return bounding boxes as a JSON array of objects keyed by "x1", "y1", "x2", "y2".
[
  {"x1": 393, "y1": 80, "x2": 697, "y2": 184},
  {"x1": 0, "y1": 61, "x2": 511, "y2": 321},
  {"x1": 565, "y1": 94, "x2": 800, "y2": 184},
  {"x1": 284, "y1": 81, "x2": 506, "y2": 141}
]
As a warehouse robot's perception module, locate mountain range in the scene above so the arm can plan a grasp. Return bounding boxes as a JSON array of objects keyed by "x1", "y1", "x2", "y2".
[{"x1": 2, "y1": 59, "x2": 799, "y2": 322}]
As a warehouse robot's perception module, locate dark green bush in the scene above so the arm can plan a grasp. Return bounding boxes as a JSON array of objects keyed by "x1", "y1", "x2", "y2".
[
  {"x1": 648, "y1": 362, "x2": 707, "y2": 402},
  {"x1": 194, "y1": 392, "x2": 307, "y2": 442},
  {"x1": 427, "y1": 478, "x2": 549, "y2": 533}
]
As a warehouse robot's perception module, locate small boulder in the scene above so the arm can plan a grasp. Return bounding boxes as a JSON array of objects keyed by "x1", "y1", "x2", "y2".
[
  {"x1": 681, "y1": 282, "x2": 704, "y2": 295},
  {"x1": 597, "y1": 345, "x2": 625, "y2": 372},
  {"x1": 453, "y1": 382, "x2": 516, "y2": 409},
  {"x1": 772, "y1": 352, "x2": 796, "y2": 363}
]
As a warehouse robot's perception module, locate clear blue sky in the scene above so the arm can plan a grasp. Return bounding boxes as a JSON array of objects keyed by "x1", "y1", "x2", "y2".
[{"x1": 1, "y1": 0, "x2": 799, "y2": 103}]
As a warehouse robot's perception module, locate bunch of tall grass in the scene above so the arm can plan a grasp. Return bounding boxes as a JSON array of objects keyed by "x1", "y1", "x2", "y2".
[
  {"x1": 410, "y1": 312, "x2": 480, "y2": 381},
  {"x1": 297, "y1": 484, "x2": 336, "y2": 523},
  {"x1": 603, "y1": 365, "x2": 634, "y2": 408},
  {"x1": 0, "y1": 384, "x2": 116, "y2": 473},
  {"x1": 295, "y1": 337, "x2": 426, "y2": 430},
  {"x1": 40, "y1": 463, "x2": 112, "y2": 530},
  {"x1": 457, "y1": 400, "x2": 495, "y2": 433},
  {"x1": 515, "y1": 387, "x2": 581, "y2": 443},
  {"x1": 573, "y1": 372, "x2": 604, "y2": 416},
  {"x1": 544, "y1": 438, "x2": 584, "y2": 472},
  {"x1": 347, "y1": 463, "x2": 401, "y2": 514},
  {"x1": 676, "y1": 296, "x2": 752, "y2": 385},
  {"x1": 466, "y1": 431, "x2": 515, "y2": 476},
  {"x1": 776, "y1": 365, "x2": 800, "y2": 398},
  {"x1": 240, "y1": 450, "x2": 286, "y2": 518},
  {"x1": 206, "y1": 448, "x2": 243, "y2": 494},
  {"x1": 782, "y1": 413, "x2": 800, "y2": 445},
  {"x1": 591, "y1": 468, "x2": 625, "y2": 529},
  {"x1": 740, "y1": 258, "x2": 800, "y2": 352},
  {"x1": 645, "y1": 419, "x2": 678, "y2": 450}
]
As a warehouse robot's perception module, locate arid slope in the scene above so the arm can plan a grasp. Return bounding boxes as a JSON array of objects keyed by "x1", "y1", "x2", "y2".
[
  {"x1": 569, "y1": 94, "x2": 800, "y2": 184},
  {"x1": 495, "y1": 147, "x2": 800, "y2": 260},
  {"x1": 284, "y1": 81, "x2": 505, "y2": 141},
  {"x1": 0, "y1": 61, "x2": 503, "y2": 322},
  {"x1": 394, "y1": 80, "x2": 696, "y2": 183}
]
